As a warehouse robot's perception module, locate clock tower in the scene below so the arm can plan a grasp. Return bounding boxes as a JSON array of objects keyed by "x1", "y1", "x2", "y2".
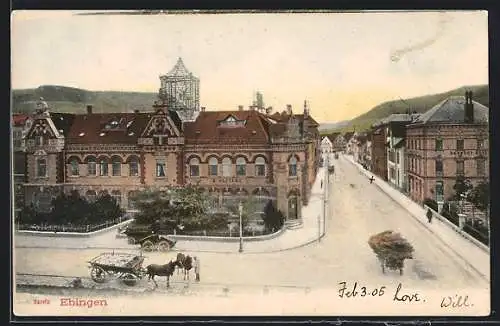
[{"x1": 158, "y1": 57, "x2": 200, "y2": 122}]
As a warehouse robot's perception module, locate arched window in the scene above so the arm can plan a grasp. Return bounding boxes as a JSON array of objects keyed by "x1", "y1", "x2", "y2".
[
  {"x1": 87, "y1": 157, "x2": 96, "y2": 176},
  {"x1": 288, "y1": 156, "x2": 298, "y2": 177},
  {"x1": 112, "y1": 157, "x2": 121, "y2": 176},
  {"x1": 189, "y1": 157, "x2": 200, "y2": 177},
  {"x1": 70, "y1": 158, "x2": 79, "y2": 176},
  {"x1": 111, "y1": 190, "x2": 121, "y2": 206},
  {"x1": 129, "y1": 156, "x2": 139, "y2": 176},
  {"x1": 222, "y1": 157, "x2": 232, "y2": 177},
  {"x1": 255, "y1": 157, "x2": 266, "y2": 176},
  {"x1": 236, "y1": 157, "x2": 246, "y2": 176},
  {"x1": 99, "y1": 158, "x2": 108, "y2": 176},
  {"x1": 208, "y1": 157, "x2": 218, "y2": 176},
  {"x1": 36, "y1": 158, "x2": 47, "y2": 177},
  {"x1": 85, "y1": 190, "x2": 97, "y2": 202}
]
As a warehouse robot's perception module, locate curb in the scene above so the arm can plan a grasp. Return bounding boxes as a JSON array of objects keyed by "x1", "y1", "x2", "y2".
[{"x1": 343, "y1": 156, "x2": 489, "y2": 281}]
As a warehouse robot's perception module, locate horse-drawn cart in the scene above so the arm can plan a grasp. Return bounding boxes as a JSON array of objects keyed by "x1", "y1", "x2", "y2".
[
  {"x1": 368, "y1": 230, "x2": 414, "y2": 275},
  {"x1": 87, "y1": 252, "x2": 146, "y2": 286}
]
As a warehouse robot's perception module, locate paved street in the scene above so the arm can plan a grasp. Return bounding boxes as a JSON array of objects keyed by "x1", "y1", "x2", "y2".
[{"x1": 15, "y1": 153, "x2": 488, "y2": 293}]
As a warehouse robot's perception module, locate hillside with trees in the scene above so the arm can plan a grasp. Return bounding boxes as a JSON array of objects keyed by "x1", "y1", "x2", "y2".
[
  {"x1": 325, "y1": 84, "x2": 489, "y2": 133},
  {"x1": 12, "y1": 85, "x2": 157, "y2": 114}
]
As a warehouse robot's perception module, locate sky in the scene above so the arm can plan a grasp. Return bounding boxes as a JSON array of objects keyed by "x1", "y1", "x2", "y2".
[{"x1": 11, "y1": 10, "x2": 488, "y2": 123}]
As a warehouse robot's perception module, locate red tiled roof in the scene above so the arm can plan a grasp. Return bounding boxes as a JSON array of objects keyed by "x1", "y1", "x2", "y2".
[
  {"x1": 267, "y1": 112, "x2": 319, "y2": 127},
  {"x1": 184, "y1": 110, "x2": 271, "y2": 144},
  {"x1": 12, "y1": 114, "x2": 30, "y2": 127},
  {"x1": 66, "y1": 113, "x2": 151, "y2": 144}
]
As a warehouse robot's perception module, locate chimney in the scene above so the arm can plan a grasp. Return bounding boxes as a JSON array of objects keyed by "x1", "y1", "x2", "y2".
[
  {"x1": 303, "y1": 100, "x2": 309, "y2": 119},
  {"x1": 465, "y1": 90, "x2": 474, "y2": 123},
  {"x1": 249, "y1": 105, "x2": 256, "y2": 111},
  {"x1": 134, "y1": 109, "x2": 140, "y2": 114},
  {"x1": 86, "y1": 105, "x2": 93, "y2": 114},
  {"x1": 265, "y1": 107, "x2": 272, "y2": 115},
  {"x1": 286, "y1": 104, "x2": 292, "y2": 115},
  {"x1": 201, "y1": 107, "x2": 206, "y2": 112},
  {"x1": 238, "y1": 105, "x2": 244, "y2": 111}
]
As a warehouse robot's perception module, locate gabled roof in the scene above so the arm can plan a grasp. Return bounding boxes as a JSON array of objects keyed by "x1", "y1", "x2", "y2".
[
  {"x1": 343, "y1": 132, "x2": 354, "y2": 142},
  {"x1": 50, "y1": 113, "x2": 76, "y2": 137},
  {"x1": 66, "y1": 112, "x2": 151, "y2": 144},
  {"x1": 184, "y1": 110, "x2": 271, "y2": 144},
  {"x1": 413, "y1": 96, "x2": 489, "y2": 125},
  {"x1": 268, "y1": 111, "x2": 319, "y2": 127},
  {"x1": 326, "y1": 132, "x2": 340, "y2": 143}
]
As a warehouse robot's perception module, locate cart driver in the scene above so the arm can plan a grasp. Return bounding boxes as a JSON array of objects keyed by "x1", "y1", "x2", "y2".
[{"x1": 151, "y1": 219, "x2": 161, "y2": 235}]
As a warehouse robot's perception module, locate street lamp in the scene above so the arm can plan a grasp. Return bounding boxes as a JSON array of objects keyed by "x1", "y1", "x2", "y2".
[{"x1": 238, "y1": 201, "x2": 243, "y2": 253}]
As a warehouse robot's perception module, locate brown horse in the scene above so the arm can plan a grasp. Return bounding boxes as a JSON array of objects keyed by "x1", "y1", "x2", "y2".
[
  {"x1": 176, "y1": 253, "x2": 193, "y2": 281},
  {"x1": 145, "y1": 260, "x2": 177, "y2": 288}
]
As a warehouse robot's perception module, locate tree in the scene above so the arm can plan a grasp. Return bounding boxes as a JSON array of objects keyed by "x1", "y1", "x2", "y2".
[
  {"x1": 91, "y1": 193, "x2": 125, "y2": 223},
  {"x1": 468, "y1": 181, "x2": 489, "y2": 213},
  {"x1": 452, "y1": 176, "x2": 473, "y2": 201},
  {"x1": 262, "y1": 200, "x2": 285, "y2": 232},
  {"x1": 227, "y1": 195, "x2": 261, "y2": 230},
  {"x1": 131, "y1": 186, "x2": 211, "y2": 228}
]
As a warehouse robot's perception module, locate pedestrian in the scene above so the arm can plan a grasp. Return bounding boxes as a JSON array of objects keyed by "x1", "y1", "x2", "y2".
[
  {"x1": 426, "y1": 209, "x2": 433, "y2": 223},
  {"x1": 193, "y1": 256, "x2": 200, "y2": 282},
  {"x1": 321, "y1": 180, "x2": 323, "y2": 188},
  {"x1": 369, "y1": 176, "x2": 375, "y2": 184}
]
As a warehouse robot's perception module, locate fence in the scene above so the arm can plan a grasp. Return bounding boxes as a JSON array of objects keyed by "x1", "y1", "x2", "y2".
[
  {"x1": 424, "y1": 205, "x2": 489, "y2": 251},
  {"x1": 17, "y1": 217, "x2": 132, "y2": 233},
  {"x1": 123, "y1": 224, "x2": 272, "y2": 238}
]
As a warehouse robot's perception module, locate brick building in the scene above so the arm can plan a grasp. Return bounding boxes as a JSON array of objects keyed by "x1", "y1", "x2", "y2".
[
  {"x1": 405, "y1": 91, "x2": 489, "y2": 205},
  {"x1": 22, "y1": 98, "x2": 320, "y2": 227}
]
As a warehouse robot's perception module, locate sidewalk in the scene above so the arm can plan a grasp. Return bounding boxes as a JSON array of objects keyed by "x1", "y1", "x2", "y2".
[
  {"x1": 342, "y1": 154, "x2": 490, "y2": 280},
  {"x1": 15, "y1": 165, "x2": 328, "y2": 255}
]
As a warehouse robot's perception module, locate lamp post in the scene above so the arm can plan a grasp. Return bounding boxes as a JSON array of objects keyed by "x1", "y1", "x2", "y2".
[{"x1": 238, "y1": 201, "x2": 243, "y2": 253}]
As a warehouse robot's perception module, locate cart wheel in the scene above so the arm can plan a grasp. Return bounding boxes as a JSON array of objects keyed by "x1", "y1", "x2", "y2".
[
  {"x1": 157, "y1": 240, "x2": 171, "y2": 252},
  {"x1": 122, "y1": 273, "x2": 137, "y2": 286},
  {"x1": 90, "y1": 266, "x2": 106, "y2": 283},
  {"x1": 142, "y1": 240, "x2": 154, "y2": 252}
]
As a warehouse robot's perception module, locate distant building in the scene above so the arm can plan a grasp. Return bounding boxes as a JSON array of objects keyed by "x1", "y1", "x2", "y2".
[
  {"x1": 384, "y1": 114, "x2": 420, "y2": 192},
  {"x1": 321, "y1": 132, "x2": 340, "y2": 153},
  {"x1": 370, "y1": 122, "x2": 388, "y2": 181},
  {"x1": 343, "y1": 132, "x2": 355, "y2": 153},
  {"x1": 405, "y1": 91, "x2": 489, "y2": 206}
]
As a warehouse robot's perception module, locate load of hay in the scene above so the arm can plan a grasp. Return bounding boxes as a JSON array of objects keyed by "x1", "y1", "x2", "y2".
[{"x1": 368, "y1": 230, "x2": 414, "y2": 272}]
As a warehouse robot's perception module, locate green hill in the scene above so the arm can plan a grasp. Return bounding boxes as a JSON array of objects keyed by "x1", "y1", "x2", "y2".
[
  {"x1": 327, "y1": 84, "x2": 489, "y2": 133},
  {"x1": 12, "y1": 85, "x2": 158, "y2": 114}
]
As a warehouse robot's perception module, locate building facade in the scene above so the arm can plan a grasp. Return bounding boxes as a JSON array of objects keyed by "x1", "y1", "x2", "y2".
[
  {"x1": 370, "y1": 124, "x2": 388, "y2": 181},
  {"x1": 405, "y1": 92, "x2": 489, "y2": 205},
  {"x1": 22, "y1": 98, "x2": 320, "y2": 227},
  {"x1": 320, "y1": 135, "x2": 334, "y2": 153}
]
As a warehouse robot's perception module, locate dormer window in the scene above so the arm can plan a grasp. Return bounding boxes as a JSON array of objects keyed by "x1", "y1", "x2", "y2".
[
  {"x1": 218, "y1": 115, "x2": 246, "y2": 127},
  {"x1": 126, "y1": 121, "x2": 133, "y2": 128},
  {"x1": 99, "y1": 132, "x2": 106, "y2": 137},
  {"x1": 79, "y1": 132, "x2": 85, "y2": 137}
]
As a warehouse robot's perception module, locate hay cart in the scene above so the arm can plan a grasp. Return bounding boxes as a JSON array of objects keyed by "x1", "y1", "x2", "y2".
[
  {"x1": 368, "y1": 230, "x2": 414, "y2": 275},
  {"x1": 87, "y1": 252, "x2": 146, "y2": 286}
]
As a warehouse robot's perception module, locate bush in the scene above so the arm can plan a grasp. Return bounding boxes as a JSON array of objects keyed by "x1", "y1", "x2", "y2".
[
  {"x1": 423, "y1": 198, "x2": 438, "y2": 212},
  {"x1": 440, "y1": 202, "x2": 459, "y2": 226},
  {"x1": 463, "y1": 221, "x2": 489, "y2": 246}
]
